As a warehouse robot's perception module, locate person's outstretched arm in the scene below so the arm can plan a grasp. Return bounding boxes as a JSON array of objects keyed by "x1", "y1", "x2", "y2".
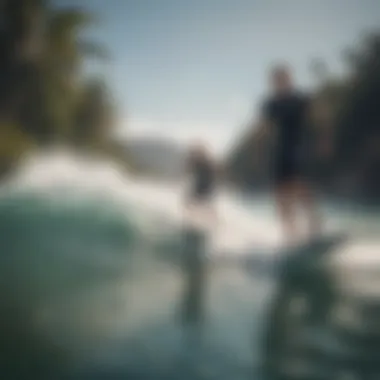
[{"x1": 255, "y1": 119, "x2": 273, "y2": 142}]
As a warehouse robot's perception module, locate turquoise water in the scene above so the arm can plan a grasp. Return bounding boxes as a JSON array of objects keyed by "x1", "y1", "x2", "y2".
[
  {"x1": 0, "y1": 188, "x2": 277, "y2": 380},
  {"x1": 0, "y1": 152, "x2": 379, "y2": 379}
]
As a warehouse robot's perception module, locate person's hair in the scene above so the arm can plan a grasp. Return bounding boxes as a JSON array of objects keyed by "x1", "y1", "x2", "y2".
[
  {"x1": 189, "y1": 141, "x2": 210, "y2": 162},
  {"x1": 270, "y1": 63, "x2": 291, "y2": 79}
]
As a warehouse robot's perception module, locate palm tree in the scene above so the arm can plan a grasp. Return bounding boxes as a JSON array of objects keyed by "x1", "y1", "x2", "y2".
[
  {"x1": 74, "y1": 78, "x2": 115, "y2": 147},
  {"x1": 39, "y1": 6, "x2": 109, "y2": 141},
  {"x1": 1, "y1": 0, "x2": 108, "y2": 141},
  {"x1": 310, "y1": 58, "x2": 329, "y2": 86},
  {"x1": 0, "y1": 0, "x2": 45, "y2": 121},
  {"x1": 0, "y1": 0, "x2": 112, "y2": 171}
]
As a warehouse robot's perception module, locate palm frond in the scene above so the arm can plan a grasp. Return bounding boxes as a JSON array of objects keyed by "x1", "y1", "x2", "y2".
[
  {"x1": 48, "y1": 7, "x2": 95, "y2": 38},
  {"x1": 78, "y1": 40, "x2": 110, "y2": 61}
]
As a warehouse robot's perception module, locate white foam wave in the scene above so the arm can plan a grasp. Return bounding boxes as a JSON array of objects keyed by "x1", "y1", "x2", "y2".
[
  {"x1": 6, "y1": 149, "x2": 379, "y2": 264},
  {"x1": 3, "y1": 149, "x2": 282, "y2": 254}
]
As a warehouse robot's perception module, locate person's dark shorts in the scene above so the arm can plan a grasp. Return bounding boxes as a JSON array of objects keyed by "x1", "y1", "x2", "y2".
[
  {"x1": 274, "y1": 152, "x2": 302, "y2": 185},
  {"x1": 188, "y1": 184, "x2": 215, "y2": 203}
]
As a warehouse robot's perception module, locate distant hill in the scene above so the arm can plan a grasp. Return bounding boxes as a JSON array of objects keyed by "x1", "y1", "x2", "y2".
[{"x1": 125, "y1": 137, "x2": 187, "y2": 180}]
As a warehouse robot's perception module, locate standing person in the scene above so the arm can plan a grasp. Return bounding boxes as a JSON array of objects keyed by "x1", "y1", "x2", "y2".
[
  {"x1": 184, "y1": 141, "x2": 219, "y2": 226},
  {"x1": 257, "y1": 64, "x2": 323, "y2": 244}
]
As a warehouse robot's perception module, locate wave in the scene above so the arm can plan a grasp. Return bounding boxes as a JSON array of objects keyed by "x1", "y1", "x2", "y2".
[
  {"x1": 5, "y1": 148, "x2": 285, "y2": 252},
  {"x1": 0, "y1": 149, "x2": 378, "y2": 379}
]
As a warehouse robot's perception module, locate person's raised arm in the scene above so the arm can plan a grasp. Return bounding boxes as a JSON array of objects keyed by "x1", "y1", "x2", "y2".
[{"x1": 255, "y1": 118, "x2": 273, "y2": 141}]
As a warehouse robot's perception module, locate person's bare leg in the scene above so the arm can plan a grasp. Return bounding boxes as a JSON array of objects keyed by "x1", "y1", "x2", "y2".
[
  {"x1": 296, "y1": 180, "x2": 322, "y2": 240},
  {"x1": 276, "y1": 182, "x2": 298, "y2": 245},
  {"x1": 206, "y1": 204, "x2": 218, "y2": 227},
  {"x1": 197, "y1": 201, "x2": 217, "y2": 226}
]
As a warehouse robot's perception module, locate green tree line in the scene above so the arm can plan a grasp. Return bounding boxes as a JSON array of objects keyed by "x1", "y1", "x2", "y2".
[
  {"x1": 227, "y1": 31, "x2": 380, "y2": 203},
  {"x1": 0, "y1": 0, "x2": 118, "y2": 176}
]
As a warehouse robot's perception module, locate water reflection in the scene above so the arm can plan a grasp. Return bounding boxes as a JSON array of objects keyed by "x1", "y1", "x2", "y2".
[
  {"x1": 180, "y1": 227, "x2": 208, "y2": 328},
  {"x1": 260, "y1": 235, "x2": 380, "y2": 380},
  {"x1": 0, "y1": 193, "x2": 379, "y2": 380}
]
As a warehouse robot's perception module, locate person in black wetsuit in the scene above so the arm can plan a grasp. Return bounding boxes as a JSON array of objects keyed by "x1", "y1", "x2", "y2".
[
  {"x1": 258, "y1": 64, "x2": 322, "y2": 243},
  {"x1": 185, "y1": 142, "x2": 218, "y2": 223}
]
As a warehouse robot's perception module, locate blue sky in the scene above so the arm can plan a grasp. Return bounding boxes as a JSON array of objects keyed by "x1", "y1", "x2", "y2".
[{"x1": 56, "y1": 0, "x2": 380, "y2": 156}]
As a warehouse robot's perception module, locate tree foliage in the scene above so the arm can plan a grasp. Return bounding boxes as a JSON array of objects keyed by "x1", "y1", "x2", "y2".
[{"x1": 0, "y1": 0, "x2": 116, "y2": 171}]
